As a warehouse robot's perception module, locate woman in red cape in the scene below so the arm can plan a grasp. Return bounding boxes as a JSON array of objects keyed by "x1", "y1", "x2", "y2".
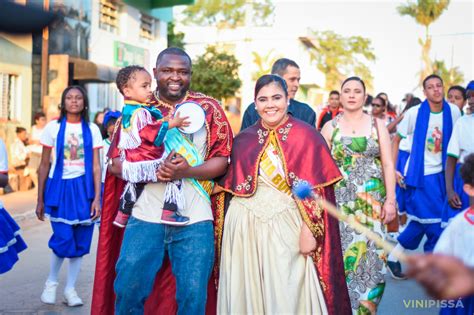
[
  {"x1": 91, "y1": 91, "x2": 231, "y2": 315},
  {"x1": 215, "y1": 75, "x2": 351, "y2": 314}
]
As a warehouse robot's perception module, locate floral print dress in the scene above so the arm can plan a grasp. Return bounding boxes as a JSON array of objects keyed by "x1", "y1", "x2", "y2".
[{"x1": 330, "y1": 116, "x2": 387, "y2": 315}]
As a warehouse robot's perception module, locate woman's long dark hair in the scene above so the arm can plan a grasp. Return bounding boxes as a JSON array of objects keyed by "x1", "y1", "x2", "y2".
[{"x1": 58, "y1": 85, "x2": 90, "y2": 123}]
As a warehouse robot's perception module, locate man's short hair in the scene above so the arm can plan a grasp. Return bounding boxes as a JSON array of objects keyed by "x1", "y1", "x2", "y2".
[
  {"x1": 16, "y1": 127, "x2": 26, "y2": 134},
  {"x1": 422, "y1": 74, "x2": 443, "y2": 89},
  {"x1": 156, "y1": 47, "x2": 192, "y2": 67},
  {"x1": 329, "y1": 90, "x2": 340, "y2": 97},
  {"x1": 33, "y1": 112, "x2": 46, "y2": 122},
  {"x1": 271, "y1": 58, "x2": 299, "y2": 76}
]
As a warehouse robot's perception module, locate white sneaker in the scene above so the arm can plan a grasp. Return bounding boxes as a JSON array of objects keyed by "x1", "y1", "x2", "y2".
[
  {"x1": 63, "y1": 288, "x2": 83, "y2": 307},
  {"x1": 40, "y1": 280, "x2": 58, "y2": 304}
]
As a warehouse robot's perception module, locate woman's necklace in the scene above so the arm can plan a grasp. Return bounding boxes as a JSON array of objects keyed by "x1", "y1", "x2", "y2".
[{"x1": 341, "y1": 114, "x2": 357, "y2": 134}]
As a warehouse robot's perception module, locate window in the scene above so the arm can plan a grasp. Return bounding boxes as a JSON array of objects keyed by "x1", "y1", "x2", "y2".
[
  {"x1": 99, "y1": 0, "x2": 120, "y2": 33},
  {"x1": 0, "y1": 73, "x2": 18, "y2": 121},
  {"x1": 140, "y1": 14, "x2": 154, "y2": 41}
]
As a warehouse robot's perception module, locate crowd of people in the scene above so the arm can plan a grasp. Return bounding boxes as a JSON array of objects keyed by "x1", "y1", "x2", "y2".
[{"x1": 0, "y1": 47, "x2": 473, "y2": 315}]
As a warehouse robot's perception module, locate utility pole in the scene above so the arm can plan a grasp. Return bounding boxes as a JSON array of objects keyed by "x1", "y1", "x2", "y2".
[{"x1": 41, "y1": 0, "x2": 49, "y2": 114}]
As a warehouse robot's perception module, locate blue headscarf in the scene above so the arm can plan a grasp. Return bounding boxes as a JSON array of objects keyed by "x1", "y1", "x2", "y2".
[
  {"x1": 466, "y1": 80, "x2": 474, "y2": 92},
  {"x1": 405, "y1": 99, "x2": 453, "y2": 188},
  {"x1": 103, "y1": 110, "x2": 121, "y2": 129},
  {"x1": 44, "y1": 118, "x2": 94, "y2": 206}
]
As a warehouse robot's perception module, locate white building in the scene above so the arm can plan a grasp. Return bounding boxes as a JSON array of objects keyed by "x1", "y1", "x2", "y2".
[{"x1": 87, "y1": 0, "x2": 171, "y2": 113}]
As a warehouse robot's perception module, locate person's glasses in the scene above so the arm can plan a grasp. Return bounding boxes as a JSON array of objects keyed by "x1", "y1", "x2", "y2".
[{"x1": 372, "y1": 103, "x2": 383, "y2": 108}]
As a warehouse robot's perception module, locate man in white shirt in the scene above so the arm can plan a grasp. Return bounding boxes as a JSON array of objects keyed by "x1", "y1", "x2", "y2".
[
  {"x1": 93, "y1": 47, "x2": 233, "y2": 314},
  {"x1": 388, "y1": 74, "x2": 461, "y2": 278}
]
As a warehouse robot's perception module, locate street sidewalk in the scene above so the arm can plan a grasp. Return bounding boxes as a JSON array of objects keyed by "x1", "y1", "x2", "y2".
[{"x1": 0, "y1": 189, "x2": 37, "y2": 227}]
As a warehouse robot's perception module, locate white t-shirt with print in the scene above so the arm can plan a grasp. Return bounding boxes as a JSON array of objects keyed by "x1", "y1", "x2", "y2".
[
  {"x1": 447, "y1": 114, "x2": 474, "y2": 164},
  {"x1": 132, "y1": 126, "x2": 213, "y2": 224},
  {"x1": 40, "y1": 120, "x2": 103, "y2": 179},
  {"x1": 398, "y1": 103, "x2": 461, "y2": 175},
  {"x1": 399, "y1": 135, "x2": 412, "y2": 152}
]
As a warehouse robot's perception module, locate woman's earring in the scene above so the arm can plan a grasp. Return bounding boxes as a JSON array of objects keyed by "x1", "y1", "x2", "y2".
[{"x1": 254, "y1": 106, "x2": 257, "y2": 110}]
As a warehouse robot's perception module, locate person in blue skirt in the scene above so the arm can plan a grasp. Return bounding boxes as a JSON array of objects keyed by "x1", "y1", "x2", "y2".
[
  {"x1": 0, "y1": 138, "x2": 27, "y2": 274},
  {"x1": 36, "y1": 86, "x2": 102, "y2": 307},
  {"x1": 443, "y1": 81, "x2": 474, "y2": 227},
  {"x1": 389, "y1": 74, "x2": 461, "y2": 274}
]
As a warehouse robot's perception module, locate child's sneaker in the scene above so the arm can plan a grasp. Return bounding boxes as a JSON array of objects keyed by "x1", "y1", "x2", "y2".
[
  {"x1": 161, "y1": 210, "x2": 190, "y2": 226},
  {"x1": 63, "y1": 288, "x2": 83, "y2": 307},
  {"x1": 40, "y1": 280, "x2": 58, "y2": 304},
  {"x1": 113, "y1": 212, "x2": 130, "y2": 228}
]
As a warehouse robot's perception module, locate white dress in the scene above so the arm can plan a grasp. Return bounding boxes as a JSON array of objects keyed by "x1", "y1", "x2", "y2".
[{"x1": 217, "y1": 176, "x2": 328, "y2": 314}]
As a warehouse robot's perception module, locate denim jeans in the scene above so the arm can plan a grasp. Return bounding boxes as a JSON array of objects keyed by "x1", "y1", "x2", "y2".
[{"x1": 114, "y1": 217, "x2": 215, "y2": 315}]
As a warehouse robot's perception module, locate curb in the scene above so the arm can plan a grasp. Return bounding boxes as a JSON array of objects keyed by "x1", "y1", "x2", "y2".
[{"x1": 12, "y1": 209, "x2": 37, "y2": 224}]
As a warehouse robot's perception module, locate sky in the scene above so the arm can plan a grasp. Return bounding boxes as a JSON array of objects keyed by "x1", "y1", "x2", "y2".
[{"x1": 178, "y1": 0, "x2": 473, "y2": 106}]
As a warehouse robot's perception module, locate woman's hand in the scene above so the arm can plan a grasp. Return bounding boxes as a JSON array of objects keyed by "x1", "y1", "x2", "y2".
[
  {"x1": 90, "y1": 198, "x2": 101, "y2": 221},
  {"x1": 381, "y1": 200, "x2": 396, "y2": 224},
  {"x1": 299, "y1": 223, "x2": 317, "y2": 256},
  {"x1": 35, "y1": 201, "x2": 45, "y2": 221}
]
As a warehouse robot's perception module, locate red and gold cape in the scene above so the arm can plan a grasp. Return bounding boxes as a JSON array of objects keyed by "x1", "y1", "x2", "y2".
[
  {"x1": 218, "y1": 116, "x2": 351, "y2": 315},
  {"x1": 91, "y1": 91, "x2": 232, "y2": 315}
]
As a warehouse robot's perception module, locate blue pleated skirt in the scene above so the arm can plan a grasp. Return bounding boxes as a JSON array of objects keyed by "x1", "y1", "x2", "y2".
[
  {"x1": 396, "y1": 150, "x2": 410, "y2": 213},
  {"x1": 0, "y1": 206, "x2": 27, "y2": 274},
  {"x1": 442, "y1": 164, "x2": 470, "y2": 227},
  {"x1": 44, "y1": 175, "x2": 95, "y2": 257},
  {"x1": 44, "y1": 175, "x2": 93, "y2": 225},
  {"x1": 405, "y1": 172, "x2": 446, "y2": 222}
]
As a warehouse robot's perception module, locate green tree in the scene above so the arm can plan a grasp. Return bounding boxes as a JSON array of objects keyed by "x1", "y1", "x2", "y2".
[
  {"x1": 251, "y1": 49, "x2": 281, "y2": 81},
  {"x1": 302, "y1": 30, "x2": 376, "y2": 92},
  {"x1": 432, "y1": 59, "x2": 464, "y2": 87},
  {"x1": 181, "y1": 0, "x2": 274, "y2": 28},
  {"x1": 191, "y1": 46, "x2": 242, "y2": 100},
  {"x1": 167, "y1": 21, "x2": 185, "y2": 48},
  {"x1": 397, "y1": 0, "x2": 450, "y2": 85}
]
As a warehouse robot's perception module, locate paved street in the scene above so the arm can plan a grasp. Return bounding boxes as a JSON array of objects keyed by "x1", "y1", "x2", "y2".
[{"x1": 0, "y1": 190, "x2": 441, "y2": 314}]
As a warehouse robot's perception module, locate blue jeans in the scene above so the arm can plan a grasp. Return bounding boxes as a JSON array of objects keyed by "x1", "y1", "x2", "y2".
[{"x1": 114, "y1": 217, "x2": 214, "y2": 315}]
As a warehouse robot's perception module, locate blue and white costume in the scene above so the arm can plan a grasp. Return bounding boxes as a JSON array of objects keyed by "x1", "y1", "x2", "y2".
[
  {"x1": 442, "y1": 114, "x2": 474, "y2": 227},
  {"x1": 40, "y1": 119, "x2": 102, "y2": 257},
  {"x1": 396, "y1": 100, "x2": 460, "y2": 252},
  {"x1": 0, "y1": 139, "x2": 27, "y2": 274}
]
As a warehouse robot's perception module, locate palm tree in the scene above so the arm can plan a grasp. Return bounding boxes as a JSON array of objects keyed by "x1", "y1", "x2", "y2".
[
  {"x1": 397, "y1": 0, "x2": 450, "y2": 85},
  {"x1": 251, "y1": 49, "x2": 281, "y2": 81},
  {"x1": 432, "y1": 60, "x2": 464, "y2": 87}
]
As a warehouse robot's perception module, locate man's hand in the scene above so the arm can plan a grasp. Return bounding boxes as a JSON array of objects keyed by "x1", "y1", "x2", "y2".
[
  {"x1": 396, "y1": 171, "x2": 406, "y2": 188},
  {"x1": 90, "y1": 198, "x2": 101, "y2": 221},
  {"x1": 447, "y1": 189, "x2": 462, "y2": 209},
  {"x1": 35, "y1": 201, "x2": 45, "y2": 221},
  {"x1": 156, "y1": 150, "x2": 191, "y2": 182}
]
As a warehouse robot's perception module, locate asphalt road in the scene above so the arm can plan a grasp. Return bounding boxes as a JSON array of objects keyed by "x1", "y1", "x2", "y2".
[{"x1": 0, "y1": 220, "x2": 442, "y2": 314}]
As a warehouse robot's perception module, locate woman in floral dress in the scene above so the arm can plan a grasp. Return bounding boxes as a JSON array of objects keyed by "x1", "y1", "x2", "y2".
[{"x1": 321, "y1": 77, "x2": 396, "y2": 314}]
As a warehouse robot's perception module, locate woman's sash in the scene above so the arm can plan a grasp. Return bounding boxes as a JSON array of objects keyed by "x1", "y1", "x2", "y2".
[{"x1": 259, "y1": 132, "x2": 292, "y2": 196}]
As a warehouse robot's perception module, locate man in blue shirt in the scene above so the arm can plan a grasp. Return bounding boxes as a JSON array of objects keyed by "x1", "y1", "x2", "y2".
[{"x1": 240, "y1": 58, "x2": 316, "y2": 131}]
